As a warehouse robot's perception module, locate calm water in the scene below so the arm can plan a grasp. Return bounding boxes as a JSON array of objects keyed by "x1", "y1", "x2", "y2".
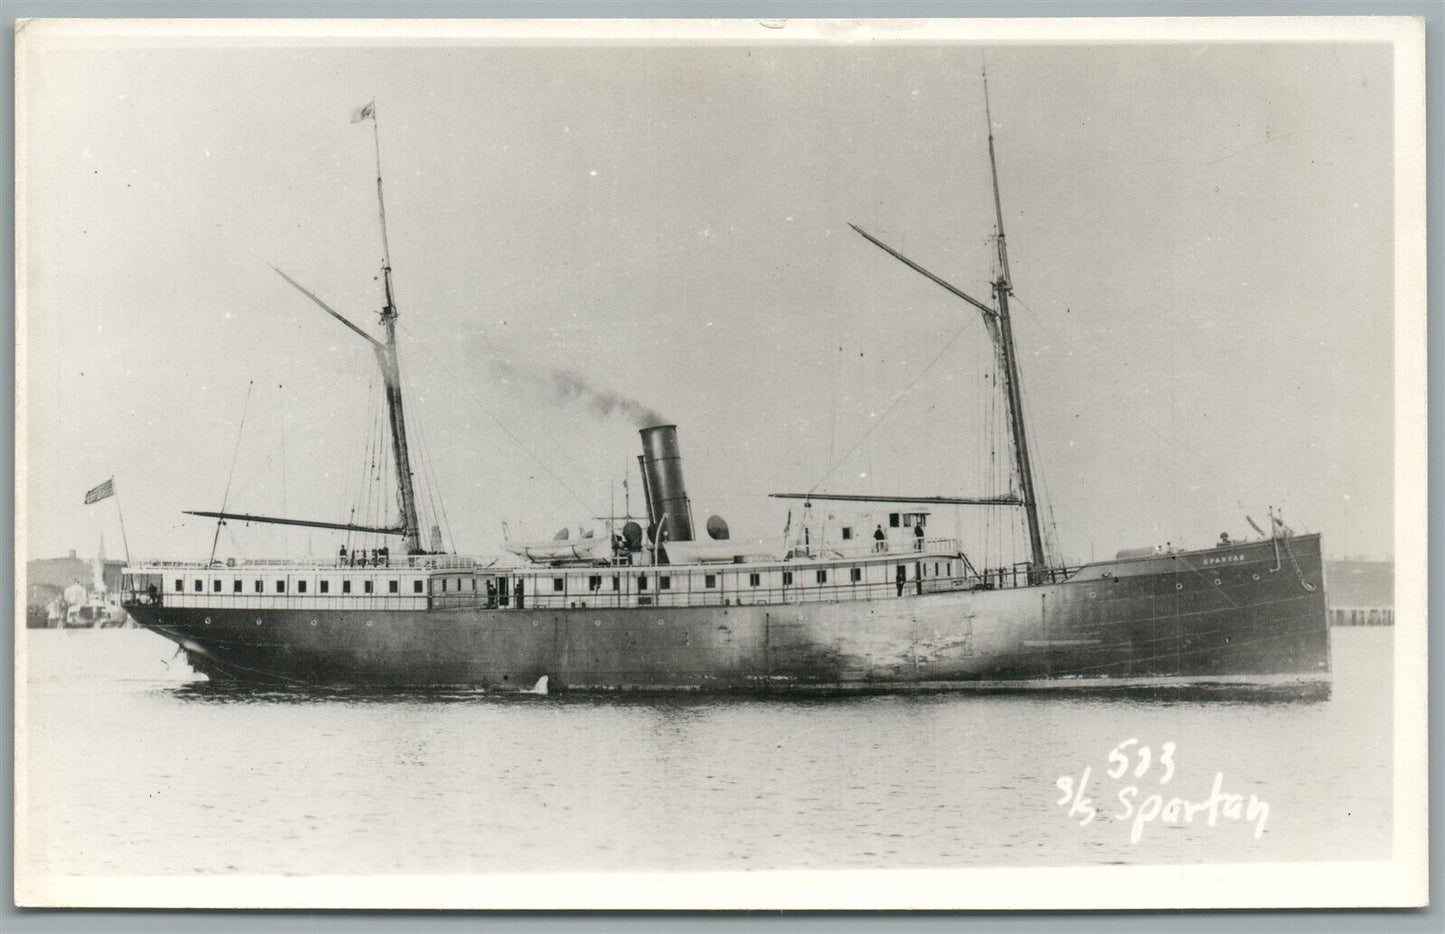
[{"x1": 20, "y1": 627, "x2": 1392, "y2": 877}]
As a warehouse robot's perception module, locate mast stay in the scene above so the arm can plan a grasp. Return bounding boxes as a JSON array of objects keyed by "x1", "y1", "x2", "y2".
[
  {"x1": 846, "y1": 68, "x2": 1051, "y2": 583},
  {"x1": 206, "y1": 102, "x2": 428, "y2": 554},
  {"x1": 362, "y1": 102, "x2": 424, "y2": 555},
  {"x1": 982, "y1": 67, "x2": 1049, "y2": 584}
]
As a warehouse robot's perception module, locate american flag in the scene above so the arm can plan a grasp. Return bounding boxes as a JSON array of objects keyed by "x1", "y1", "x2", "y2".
[{"x1": 83, "y1": 478, "x2": 114, "y2": 504}]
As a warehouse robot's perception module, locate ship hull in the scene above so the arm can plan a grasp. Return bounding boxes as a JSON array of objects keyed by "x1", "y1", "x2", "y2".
[{"x1": 126, "y1": 534, "x2": 1330, "y2": 695}]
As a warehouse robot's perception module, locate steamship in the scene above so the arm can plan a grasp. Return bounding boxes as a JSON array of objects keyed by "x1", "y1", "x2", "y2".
[{"x1": 120, "y1": 84, "x2": 1331, "y2": 694}]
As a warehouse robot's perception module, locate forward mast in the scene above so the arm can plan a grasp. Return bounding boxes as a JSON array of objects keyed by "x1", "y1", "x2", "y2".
[{"x1": 194, "y1": 102, "x2": 426, "y2": 555}]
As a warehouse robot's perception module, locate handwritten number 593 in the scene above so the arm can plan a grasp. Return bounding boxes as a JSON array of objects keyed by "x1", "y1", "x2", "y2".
[{"x1": 1106, "y1": 738, "x2": 1175, "y2": 784}]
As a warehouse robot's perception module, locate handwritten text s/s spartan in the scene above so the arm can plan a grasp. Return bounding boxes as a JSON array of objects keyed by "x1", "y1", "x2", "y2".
[{"x1": 1055, "y1": 739, "x2": 1270, "y2": 843}]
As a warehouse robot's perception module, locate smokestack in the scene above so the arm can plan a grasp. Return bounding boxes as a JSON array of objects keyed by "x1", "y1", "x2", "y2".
[{"x1": 639, "y1": 424, "x2": 694, "y2": 543}]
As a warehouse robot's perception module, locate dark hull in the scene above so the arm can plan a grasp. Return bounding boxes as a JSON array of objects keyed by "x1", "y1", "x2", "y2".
[{"x1": 126, "y1": 534, "x2": 1330, "y2": 695}]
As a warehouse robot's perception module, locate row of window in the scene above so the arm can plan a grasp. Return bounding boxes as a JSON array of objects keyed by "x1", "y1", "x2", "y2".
[
  {"x1": 176, "y1": 577, "x2": 423, "y2": 595},
  {"x1": 172, "y1": 562, "x2": 957, "y2": 600},
  {"x1": 547, "y1": 563, "x2": 952, "y2": 593}
]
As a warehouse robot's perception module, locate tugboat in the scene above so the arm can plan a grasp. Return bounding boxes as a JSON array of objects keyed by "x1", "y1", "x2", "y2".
[{"x1": 122, "y1": 80, "x2": 1330, "y2": 693}]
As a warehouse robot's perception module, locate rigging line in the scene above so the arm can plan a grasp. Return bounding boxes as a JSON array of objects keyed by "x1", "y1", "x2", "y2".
[
  {"x1": 421, "y1": 416, "x2": 455, "y2": 552},
  {"x1": 402, "y1": 366, "x2": 453, "y2": 553},
  {"x1": 364, "y1": 389, "x2": 385, "y2": 547},
  {"x1": 346, "y1": 379, "x2": 370, "y2": 550},
  {"x1": 397, "y1": 321, "x2": 598, "y2": 517},
  {"x1": 345, "y1": 372, "x2": 380, "y2": 556},
  {"x1": 1013, "y1": 365, "x2": 1057, "y2": 566},
  {"x1": 395, "y1": 366, "x2": 432, "y2": 526},
  {"x1": 278, "y1": 383, "x2": 289, "y2": 556},
  {"x1": 375, "y1": 391, "x2": 391, "y2": 546},
  {"x1": 807, "y1": 322, "x2": 972, "y2": 495},
  {"x1": 464, "y1": 324, "x2": 603, "y2": 494},
  {"x1": 223, "y1": 522, "x2": 243, "y2": 559},
  {"x1": 1008, "y1": 291, "x2": 1239, "y2": 492},
  {"x1": 414, "y1": 379, "x2": 452, "y2": 552},
  {"x1": 210, "y1": 381, "x2": 255, "y2": 565}
]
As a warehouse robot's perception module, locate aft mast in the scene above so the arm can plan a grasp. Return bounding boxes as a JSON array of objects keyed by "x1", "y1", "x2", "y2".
[
  {"x1": 357, "y1": 101, "x2": 423, "y2": 555},
  {"x1": 982, "y1": 69, "x2": 1048, "y2": 584}
]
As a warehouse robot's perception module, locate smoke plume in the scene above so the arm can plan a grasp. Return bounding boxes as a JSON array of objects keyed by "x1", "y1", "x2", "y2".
[{"x1": 492, "y1": 360, "x2": 667, "y2": 428}]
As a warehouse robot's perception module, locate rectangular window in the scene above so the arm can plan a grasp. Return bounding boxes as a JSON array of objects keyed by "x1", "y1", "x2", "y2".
[
  {"x1": 850, "y1": 567, "x2": 862, "y2": 583},
  {"x1": 194, "y1": 579, "x2": 203, "y2": 592},
  {"x1": 213, "y1": 580, "x2": 222, "y2": 592},
  {"x1": 442, "y1": 579, "x2": 448, "y2": 592},
  {"x1": 749, "y1": 573, "x2": 760, "y2": 587},
  {"x1": 638, "y1": 575, "x2": 648, "y2": 591},
  {"x1": 816, "y1": 569, "x2": 828, "y2": 584},
  {"x1": 413, "y1": 580, "x2": 424, "y2": 594},
  {"x1": 174, "y1": 578, "x2": 183, "y2": 592},
  {"x1": 364, "y1": 580, "x2": 374, "y2": 594},
  {"x1": 660, "y1": 576, "x2": 671, "y2": 590},
  {"x1": 254, "y1": 580, "x2": 263, "y2": 594},
  {"x1": 934, "y1": 562, "x2": 940, "y2": 576},
  {"x1": 389, "y1": 579, "x2": 398, "y2": 594},
  {"x1": 320, "y1": 580, "x2": 330, "y2": 594},
  {"x1": 553, "y1": 577, "x2": 565, "y2": 592},
  {"x1": 588, "y1": 575, "x2": 602, "y2": 592},
  {"x1": 783, "y1": 571, "x2": 794, "y2": 585},
  {"x1": 842, "y1": 526, "x2": 853, "y2": 541},
  {"x1": 233, "y1": 580, "x2": 243, "y2": 593},
  {"x1": 342, "y1": 580, "x2": 352, "y2": 594},
  {"x1": 611, "y1": 575, "x2": 620, "y2": 591},
  {"x1": 890, "y1": 512, "x2": 901, "y2": 528},
  {"x1": 275, "y1": 580, "x2": 286, "y2": 594},
  {"x1": 704, "y1": 574, "x2": 717, "y2": 589},
  {"x1": 298, "y1": 580, "x2": 307, "y2": 594}
]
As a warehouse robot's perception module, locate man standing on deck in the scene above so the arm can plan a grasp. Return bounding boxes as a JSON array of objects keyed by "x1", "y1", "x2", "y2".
[{"x1": 874, "y1": 524, "x2": 886, "y2": 553}]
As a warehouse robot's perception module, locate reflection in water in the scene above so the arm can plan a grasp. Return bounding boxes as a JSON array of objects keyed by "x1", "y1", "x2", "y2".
[{"x1": 23, "y1": 627, "x2": 1389, "y2": 877}]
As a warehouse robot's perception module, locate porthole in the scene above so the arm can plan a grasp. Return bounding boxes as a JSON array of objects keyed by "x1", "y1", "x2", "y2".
[
  {"x1": 310, "y1": 619, "x2": 318, "y2": 627},
  {"x1": 366, "y1": 620, "x2": 373, "y2": 628},
  {"x1": 1213, "y1": 578, "x2": 1222, "y2": 586},
  {"x1": 203, "y1": 617, "x2": 211, "y2": 626},
  {"x1": 1175, "y1": 583, "x2": 1184, "y2": 591},
  {"x1": 1088, "y1": 592, "x2": 1096, "y2": 599},
  {"x1": 594, "y1": 619, "x2": 602, "y2": 627},
  {"x1": 255, "y1": 618, "x2": 263, "y2": 626},
  {"x1": 1252, "y1": 573, "x2": 1261, "y2": 581}
]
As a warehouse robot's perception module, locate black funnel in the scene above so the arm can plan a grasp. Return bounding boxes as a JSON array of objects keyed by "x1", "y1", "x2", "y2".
[{"x1": 639, "y1": 424, "x2": 694, "y2": 543}]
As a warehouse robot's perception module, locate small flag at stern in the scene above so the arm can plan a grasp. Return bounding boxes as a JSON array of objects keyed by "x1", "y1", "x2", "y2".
[
  {"x1": 351, "y1": 100, "x2": 376, "y2": 123},
  {"x1": 83, "y1": 478, "x2": 115, "y2": 504}
]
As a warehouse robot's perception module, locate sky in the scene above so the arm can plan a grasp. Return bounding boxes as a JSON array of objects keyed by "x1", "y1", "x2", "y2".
[{"x1": 20, "y1": 26, "x2": 1397, "y2": 567}]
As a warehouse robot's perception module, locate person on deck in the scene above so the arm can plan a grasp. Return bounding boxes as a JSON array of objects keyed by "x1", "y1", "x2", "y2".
[
  {"x1": 914, "y1": 522, "x2": 925, "y2": 551},
  {"x1": 338, "y1": 545, "x2": 347, "y2": 567},
  {"x1": 874, "y1": 525, "x2": 886, "y2": 553}
]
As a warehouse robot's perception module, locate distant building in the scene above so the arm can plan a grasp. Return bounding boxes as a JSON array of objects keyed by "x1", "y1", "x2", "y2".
[
  {"x1": 1326, "y1": 559, "x2": 1393, "y2": 626},
  {"x1": 26, "y1": 542, "x2": 131, "y2": 628},
  {"x1": 26, "y1": 545, "x2": 126, "y2": 607}
]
